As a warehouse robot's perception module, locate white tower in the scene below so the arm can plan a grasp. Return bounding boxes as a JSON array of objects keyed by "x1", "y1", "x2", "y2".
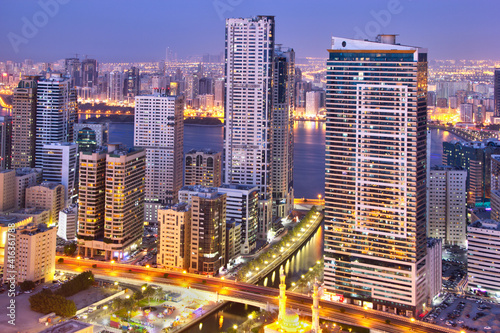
[
  {"x1": 311, "y1": 279, "x2": 320, "y2": 333},
  {"x1": 278, "y1": 265, "x2": 287, "y2": 322}
]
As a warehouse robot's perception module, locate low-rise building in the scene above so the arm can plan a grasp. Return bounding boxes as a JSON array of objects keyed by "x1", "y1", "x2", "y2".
[
  {"x1": 2, "y1": 223, "x2": 56, "y2": 284},
  {"x1": 0, "y1": 170, "x2": 16, "y2": 212},
  {"x1": 8, "y1": 207, "x2": 50, "y2": 226},
  {"x1": 226, "y1": 219, "x2": 241, "y2": 263},
  {"x1": 25, "y1": 182, "x2": 65, "y2": 227},
  {"x1": 58, "y1": 204, "x2": 78, "y2": 241},
  {"x1": 40, "y1": 320, "x2": 93, "y2": 333},
  {"x1": 468, "y1": 220, "x2": 500, "y2": 296},
  {"x1": 0, "y1": 215, "x2": 32, "y2": 265},
  {"x1": 15, "y1": 168, "x2": 42, "y2": 209}
]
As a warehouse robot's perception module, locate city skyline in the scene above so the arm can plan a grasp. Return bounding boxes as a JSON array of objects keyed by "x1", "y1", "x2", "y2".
[{"x1": 1, "y1": 0, "x2": 499, "y2": 62}]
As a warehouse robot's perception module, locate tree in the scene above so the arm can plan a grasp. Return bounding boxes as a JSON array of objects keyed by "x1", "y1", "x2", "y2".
[
  {"x1": 112, "y1": 298, "x2": 123, "y2": 311},
  {"x1": 57, "y1": 258, "x2": 64, "y2": 264},
  {"x1": 143, "y1": 286, "x2": 156, "y2": 305},
  {"x1": 133, "y1": 290, "x2": 143, "y2": 301},
  {"x1": 153, "y1": 288, "x2": 164, "y2": 302},
  {"x1": 29, "y1": 291, "x2": 77, "y2": 317},
  {"x1": 63, "y1": 243, "x2": 77, "y2": 256},
  {"x1": 20, "y1": 280, "x2": 36, "y2": 291}
]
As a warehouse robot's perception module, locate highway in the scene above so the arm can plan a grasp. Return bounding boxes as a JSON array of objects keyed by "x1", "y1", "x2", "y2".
[{"x1": 57, "y1": 261, "x2": 457, "y2": 333}]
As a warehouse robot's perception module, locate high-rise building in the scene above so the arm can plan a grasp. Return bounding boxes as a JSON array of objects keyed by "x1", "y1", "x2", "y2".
[
  {"x1": 494, "y1": 69, "x2": 500, "y2": 117},
  {"x1": 81, "y1": 58, "x2": 98, "y2": 88},
  {"x1": 426, "y1": 238, "x2": 443, "y2": 301},
  {"x1": 224, "y1": 16, "x2": 275, "y2": 239},
  {"x1": 124, "y1": 67, "x2": 140, "y2": 99},
  {"x1": 2, "y1": 223, "x2": 56, "y2": 284},
  {"x1": 428, "y1": 166, "x2": 467, "y2": 247},
  {"x1": 226, "y1": 219, "x2": 241, "y2": 262},
  {"x1": 26, "y1": 182, "x2": 65, "y2": 227},
  {"x1": 0, "y1": 215, "x2": 32, "y2": 265},
  {"x1": 108, "y1": 70, "x2": 124, "y2": 101},
  {"x1": 15, "y1": 168, "x2": 42, "y2": 209},
  {"x1": 467, "y1": 220, "x2": 500, "y2": 295},
  {"x1": 214, "y1": 78, "x2": 224, "y2": 107},
  {"x1": 0, "y1": 115, "x2": 12, "y2": 170},
  {"x1": 305, "y1": 91, "x2": 321, "y2": 117},
  {"x1": 40, "y1": 142, "x2": 78, "y2": 204},
  {"x1": 185, "y1": 149, "x2": 222, "y2": 188},
  {"x1": 185, "y1": 73, "x2": 200, "y2": 100},
  {"x1": 74, "y1": 122, "x2": 109, "y2": 153},
  {"x1": 272, "y1": 47, "x2": 295, "y2": 218},
  {"x1": 35, "y1": 74, "x2": 78, "y2": 167},
  {"x1": 65, "y1": 57, "x2": 81, "y2": 87},
  {"x1": 12, "y1": 76, "x2": 39, "y2": 168},
  {"x1": 77, "y1": 144, "x2": 145, "y2": 260},
  {"x1": 58, "y1": 204, "x2": 78, "y2": 241},
  {"x1": 443, "y1": 139, "x2": 500, "y2": 205},
  {"x1": 157, "y1": 203, "x2": 191, "y2": 271},
  {"x1": 199, "y1": 77, "x2": 213, "y2": 95},
  {"x1": 0, "y1": 170, "x2": 16, "y2": 212},
  {"x1": 218, "y1": 184, "x2": 259, "y2": 254},
  {"x1": 324, "y1": 35, "x2": 428, "y2": 315},
  {"x1": 134, "y1": 92, "x2": 184, "y2": 228},
  {"x1": 459, "y1": 103, "x2": 473, "y2": 123},
  {"x1": 178, "y1": 186, "x2": 226, "y2": 275}
]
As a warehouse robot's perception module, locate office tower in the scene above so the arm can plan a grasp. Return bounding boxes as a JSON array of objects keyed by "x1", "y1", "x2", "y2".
[
  {"x1": 0, "y1": 170, "x2": 16, "y2": 211},
  {"x1": 35, "y1": 73, "x2": 78, "y2": 167},
  {"x1": 214, "y1": 78, "x2": 224, "y2": 107},
  {"x1": 427, "y1": 91, "x2": 436, "y2": 107},
  {"x1": 225, "y1": 16, "x2": 275, "y2": 239},
  {"x1": 185, "y1": 73, "x2": 200, "y2": 100},
  {"x1": 449, "y1": 96, "x2": 458, "y2": 109},
  {"x1": 199, "y1": 94, "x2": 214, "y2": 110},
  {"x1": 152, "y1": 75, "x2": 168, "y2": 90},
  {"x1": 108, "y1": 70, "x2": 124, "y2": 101},
  {"x1": 77, "y1": 144, "x2": 145, "y2": 260},
  {"x1": 428, "y1": 166, "x2": 467, "y2": 247},
  {"x1": 217, "y1": 184, "x2": 259, "y2": 254},
  {"x1": 467, "y1": 220, "x2": 500, "y2": 295},
  {"x1": 305, "y1": 91, "x2": 321, "y2": 117},
  {"x1": 15, "y1": 168, "x2": 42, "y2": 209},
  {"x1": 199, "y1": 77, "x2": 213, "y2": 95},
  {"x1": 495, "y1": 69, "x2": 500, "y2": 117},
  {"x1": 64, "y1": 57, "x2": 81, "y2": 87},
  {"x1": 124, "y1": 67, "x2": 140, "y2": 99},
  {"x1": 58, "y1": 204, "x2": 78, "y2": 241},
  {"x1": 226, "y1": 219, "x2": 241, "y2": 262},
  {"x1": 81, "y1": 58, "x2": 98, "y2": 88},
  {"x1": 325, "y1": 35, "x2": 428, "y2": 315},
  {"x1": 12, "y1": 76, "x2": 39, "y2": 168},
  {"x1": 185, "y1": 149, "x2": 222, "y2": 187},
  {"x1": 0, "y1": 215, "x2": 32, "y2": 265},
  {"x1": 26, "y1": 182, "x2": 65, "y2": 227},
  {"x1": 272, "y1": 47, "x2": 295, "y2": 219},
  {"x1": 0, "y1": 115, "x2": 12, "y2": 170},
  {"x1": 134, "y1": 92, "x2": 184, "y2": 227},
  {"x1": 40, "y1": 142, "x2": 78, "y2": 204},
  {"x1": 426, "y1": 239, "x2": 443, "y2": 301},
  {"x1": 460, "y1": 103, "x2": 473, "y2": 122},
  {"x1": 490, "y1": 155, "x2": 500, "y2": 221},
  {"x1": 2, "y1": 223, "x2": 56, "y2": 284},
  {"x1": 295, "y1": 81, "x2": 312, "y2": 110},
  {"x1": 157, "y1": 203, "x2": 191, "y2": 270},
  {"x1": 74, "y1": 122, "x2": 109, "y2": 153},
  {"x1": 443, "y1": 139, "x2": 500, "y2": 205},
  {"x1": 178, "y1": 186, "x2": 226, "y2": 274}
]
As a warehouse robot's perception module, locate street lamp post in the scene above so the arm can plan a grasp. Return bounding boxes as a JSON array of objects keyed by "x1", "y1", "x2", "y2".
[{"x1": 110, "y1": 260, "x2": 115, "y2": 271}]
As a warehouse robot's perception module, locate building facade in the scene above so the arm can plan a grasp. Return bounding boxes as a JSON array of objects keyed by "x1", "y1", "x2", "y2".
[
  {"x1": 58, "y1": 204, "x2": 78, "y2": 241},
  {"x1": 0, "y1": 170, "x2": 16, "y2": 212},
  {"x1": 185, "y1": 149, "x2": 222, "y2": 187},
  {"x1": 324, "y1": 35, "x2": 428, "y2": 315},
  {"x1": 134, "y1": 92, "x2": 184, "y2": 228},
  {"x1": 26, "y1": 182, "x2": 65, "y2": 227},
  {"x1": 74, "y1": 122, "x2": 109, "y2": 153},
  {"x1": 428, "y1": 166, "x2": 467, "y2": 247},
  {"x1": 0, "y1": 115, "x2": 13, "y2": 170},
  {"x1": 15, "y1": 168, "x2": 42, "y2": 209},
  {"x1": 157, "y1": 203, "x2": 191, "y2": 270},
  {"x1": 224, "y1": 16, "x2": 275, "y2": 239}
]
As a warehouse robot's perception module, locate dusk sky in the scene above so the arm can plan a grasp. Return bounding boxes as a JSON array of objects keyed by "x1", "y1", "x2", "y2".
[{"x1": 1, "y1": 0, "x2": 499, "y2": 62}]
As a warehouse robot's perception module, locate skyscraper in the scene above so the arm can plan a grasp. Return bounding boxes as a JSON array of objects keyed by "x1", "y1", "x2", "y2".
[
  {"x1": 324, "y1": 35, "x2": 428, "y2": 315},
  {"x1": 74, "y1": 122, "x2": 109, "y2": 153},
  {"x1": 134, "y1": 92, "x2": 184, "y2": 227},
  {"x1": 224, "y1": 16, "x2": 275, "y2": 239},
  {"x1": 124, "y1": 67, "x2": 140, "y2": 99},
  {"x1": 12, "y1": 76, "x2": 39, "y2": 169},
  {"x1": 185, "y1": 149, "x2": 222, "y2": 187},
  {"x1": 108, "y1": 70, "x2": 124, "y2": 101},
  {"x1": 494, "y1": 68, "x2": 500, "y2": 117},
  {"x1": 272, "y1": 47, "x2": 295, "y2": 218},
  {"x1": 0, "y1": 115, "x2": 12, "y2": 170},
  {"x1": 35, "y1": 73, "x2": 78, "y2": 167},
  {"x1": 64, "y1": 57, "x2": 81, "y2": 87},
  {"x1": 77, "y1": 144, "x2": 145, "y2": 260},
  {"x1": 81, "y1": 58, "x2": 98, "y2": 88}
]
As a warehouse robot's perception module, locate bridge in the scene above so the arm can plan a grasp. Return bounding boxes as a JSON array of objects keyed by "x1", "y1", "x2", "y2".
[
  {"x1": 428, "y1": 123, "x2": 500, "y2": 142},
  {"x1": 57, "y1": 263, "x2": 457, "y2": 333}
]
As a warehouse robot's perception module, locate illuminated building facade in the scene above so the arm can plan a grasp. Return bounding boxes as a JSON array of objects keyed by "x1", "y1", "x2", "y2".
[
  {"x1": 157, "y1": 203, "x2": 191, "y2": 270},
  {"x1": 185, "y1": 149, "x2": 222, "y2": 188},
  {"x1": 324, "y1": 35, "x2": 428, "y2": 315}
]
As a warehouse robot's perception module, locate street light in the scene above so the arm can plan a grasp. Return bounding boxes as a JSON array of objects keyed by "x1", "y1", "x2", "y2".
[
  {"x1": 410, "y1": 318, "x2": 415, "y2": 323},
  {"x1": 110, "y1": 260, "x2": 115, "y2": 271},
  {"x1": 145, "y1": 264, "x2": 150, "y2": 275},
  {"x1": 77, "y1": 256, "x2": 81, "y2": 267}
]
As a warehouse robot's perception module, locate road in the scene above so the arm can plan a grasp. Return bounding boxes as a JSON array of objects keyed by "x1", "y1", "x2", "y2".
[{"x1": 57, "y1": 262, "x2": 457, "y2": 333}]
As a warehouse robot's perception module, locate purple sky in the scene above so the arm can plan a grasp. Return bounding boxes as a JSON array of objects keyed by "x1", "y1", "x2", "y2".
[{"x1": 1, "y1": 0, "x2": 499, "y2": 62}]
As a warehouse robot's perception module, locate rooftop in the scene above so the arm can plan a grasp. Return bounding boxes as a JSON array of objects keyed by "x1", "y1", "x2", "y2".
[
  {"x1": 428, "y1": 237, "x2": 442, "y2": 248},
  {"x1": 161, "y1": 202, "x2": 190, "y2": 212},
  {"x1": 15, "y1": 167, "x2": 42, "y2": 176},
  {"x1": 219, "y1": 183, "x2": 259, "y2": 191},
  {"x1": 186, "y1": 148, "x2": 221, "y2": 155},
  {"x1": 470, "y1": 220, "x2": 500, "y2": 231},
  {"x1": 0, "y1": 215, "x2": 31, "y2": 227},
  {"x1": 431, "y1": 165, "x2": 465, "y2": 172},
  {"x1": 39, "y1": 320, "x2": 93, "y2": 333}
]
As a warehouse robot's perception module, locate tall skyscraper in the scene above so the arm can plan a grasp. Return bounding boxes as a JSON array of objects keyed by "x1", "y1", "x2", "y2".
[
  {"x1": 494, "y1": 68, "x2": 500, "y2": 117},
  {"x1": 12, "y1": 77, "x2": 39, "y2": 169},
  {"x1": 108, "y1": 70, "x2": 124, "y2": 101},
  {"x1": 74, "y1": 122, "x2": 109, "y2": 153},
  {"x1": 224, "y1": 16, "x2": 275, "y2": 239},
  {"x1": 185, "y1": 149, "x2": 222, "y2": 187},
  {"x1": 272, "y1": 47, "x2": 295, "y2": 218},
  {"x1": 77, "y1": 144, "x2": 145, "y2": 260},
  {"x1": 35, "y1": 74, "x2": 78, "y2": 167},
  {"x1": 81, "y1": 58, "x2": 98, "y2": 88},
  {"x1": 124, "y1": 67, "x2": 140, "y2": 99},
  {"x1": 134, "y1": 92, "x2": 184, "y2": 228},
  {"x1": 64, "y1": 57, "x2": 81, "y2": 87},
  {"x1": 0, "y1": 115, "x2": 12, "y2": 170},
  {"x1": 324, "y1": 35, "x2": 428, "y2": 316}
]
